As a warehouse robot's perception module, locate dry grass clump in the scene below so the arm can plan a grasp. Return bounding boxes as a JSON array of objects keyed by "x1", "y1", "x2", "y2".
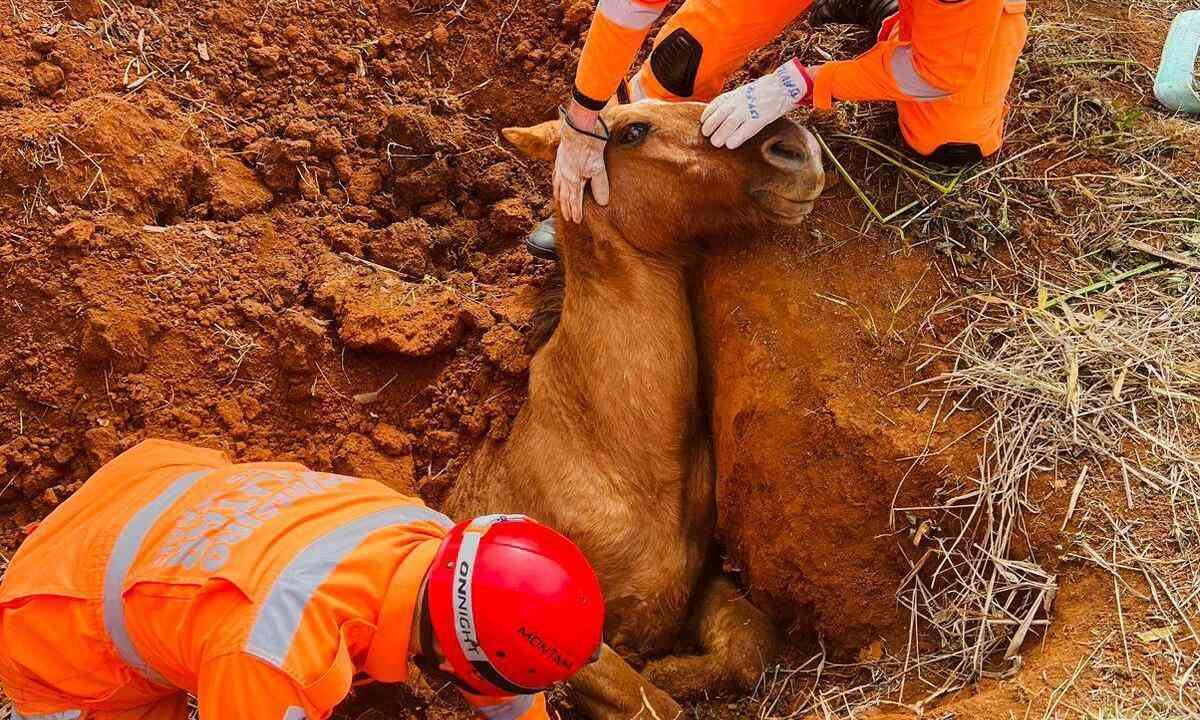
[{"x1": 747, "y1": 2, "x2": 1200, "y2": 717}]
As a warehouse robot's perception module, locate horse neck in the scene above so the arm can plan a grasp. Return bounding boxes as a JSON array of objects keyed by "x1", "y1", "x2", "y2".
[{"x1": 531, "y1": 222, "x2": 702, "y2": 456}]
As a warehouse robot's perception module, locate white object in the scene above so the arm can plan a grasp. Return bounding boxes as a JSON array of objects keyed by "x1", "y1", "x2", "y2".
[
  {"x1": 1154, "y1": 10, "x2": 1200, "y2": 114},
  {"x1": 702, "y1": 60, "x2": 811, "y2": 150}
]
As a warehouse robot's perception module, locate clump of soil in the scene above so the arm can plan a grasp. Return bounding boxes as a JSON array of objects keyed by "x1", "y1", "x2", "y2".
[
  {"x1": 696, "y1": 222, "x2": 982, "y2": 653},
  {"x1": 2, "y1": 0, "x2": 1189, "y2": 717}
]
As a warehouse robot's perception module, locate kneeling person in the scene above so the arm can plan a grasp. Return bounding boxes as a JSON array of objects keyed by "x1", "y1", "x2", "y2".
[{"x1": 0, "y1": 440, "x2": 603, "y2": 720}]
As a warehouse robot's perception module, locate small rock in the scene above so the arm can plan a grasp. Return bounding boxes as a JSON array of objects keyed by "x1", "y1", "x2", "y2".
[
  {"x1": 52, "y1": 443, "x2": 75, "y2": 465},
  {"x1": 563, "y1": 0, "x2": 591, "y2": 31},
  {"x1": 31, "y1": 62, "x2": 64, "y2": 95},
  {"x1": 83, "y1": 426, "x2": 119, "y2": 468},
  {"x1": 80, "y1": 308, "x2": 160, "y2": 373},
  {"x1": 348, "y1": 166, "x2": 383, "y2": 206},
  {"x1": 275, "y1": 312, "x2": 327, "y2": 374},
  {"x1": 367, "y1": 219, "x2": 432, "y2": 276},
  {"x1": 52, "y1": 219, "x2": 96, "y2": 248},
  {"x1": 489, "y1": 197, "x2": 533, "y2": 239},
  {"x1": 247, "y1": 45, "x2": 282, "y2": 70},
  {"x1": 29, "y1": 34, "x2": 56, "y2": 54},
  {"x1": 206, "y1": 155, "x2": 272, "y2": 220},
  {"x1": 334, "y1": 433, "x2": 415, "y2": 494},
  {"x1": 250, "y1": 138, "x2": 306, "y2": 192},
  {"x1": 67, "y1": 0, "x2": 102, "y2": 20},
  {"x1": 371, "y1": 423, "x2": 413, "y2": 455},
  {"x1": 314, "y1": 128, "x2": 345, "y2": 158},
  {"x1": 419, "y1": 200, "x2": 457, "y2": 225},
  {"x1": 462, "y1": 301, "x2": 495, "y2": 331},
  {"x1": 482, "y1": 324, "x2": 530, "y2": 374},
  {"x1": 332, "y1": 153, "x2": 354, "y2": 182},
  {"x1": 430, "y1": 24, "x2": 450, "y2": 46},
  {"x1": 381, "y1": 104, "x2": 436, "y2": 154},
  {"x1": 472, "y1": 163, "x2": 512, "y2": 203},
  {"x1": 284, "y1": 119, "x2": 319, "y2": 140},
  {"x1": 332, "y1": 48, "x2": 358, "y2": 70},
  {"x1": 215, "y1": 398, "x2": 247, "y2": 437},
  {"x1": 311, "y1": 260, "x2": 470, "y2": 357}
]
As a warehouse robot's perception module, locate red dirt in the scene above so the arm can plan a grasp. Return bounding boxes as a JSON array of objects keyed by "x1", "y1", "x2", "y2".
[
  {"x1": 0, "y1": 0, "x2": 1190, "y2": 717},
  {"x1": 695, "y1": 204, "x2": 983, "y2": 655}
]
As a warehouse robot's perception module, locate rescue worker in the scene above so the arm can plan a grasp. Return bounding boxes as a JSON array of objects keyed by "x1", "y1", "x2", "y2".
[
  {"x1": 0, "y1": 439, "x2": 604, "y2": 720},
  {"x1": 527, "y1": 0, "x2": 1028, "y2": 259}
]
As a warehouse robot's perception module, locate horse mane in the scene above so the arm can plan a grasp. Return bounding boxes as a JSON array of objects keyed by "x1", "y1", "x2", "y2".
[{"x1": 526, "y1": 263, "x2": 564, "y2": 352}]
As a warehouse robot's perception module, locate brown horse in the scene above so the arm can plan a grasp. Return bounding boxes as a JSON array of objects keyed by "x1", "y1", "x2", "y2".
[{"x1": 446, "y1": 101, "x2": 825, "y2": 719}]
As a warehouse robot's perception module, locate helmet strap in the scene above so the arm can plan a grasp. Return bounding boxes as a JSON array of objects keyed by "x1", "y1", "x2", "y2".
[
  {"x1": 417, "y1": 576, "x2": 437, "y2": 664},
  {"x1": 417, "y1": 577, "x2": 491, "y2": 695}
]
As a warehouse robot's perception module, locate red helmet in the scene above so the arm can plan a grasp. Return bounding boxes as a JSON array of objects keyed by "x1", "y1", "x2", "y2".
[{"x1": 426, "y1": 514, "x2": 604, "y2": 696}]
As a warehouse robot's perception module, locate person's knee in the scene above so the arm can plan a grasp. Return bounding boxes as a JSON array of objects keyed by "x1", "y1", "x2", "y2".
[{"x1": 647, "y1": 28, "x2": 705, "y2": 98}]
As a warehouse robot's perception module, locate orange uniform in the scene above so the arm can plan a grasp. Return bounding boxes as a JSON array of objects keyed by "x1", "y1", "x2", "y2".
[
  {"x1": 573, "y1": 0, "x2": 1027, "y2": 158},
  {"x1": 810, "y1": 0, "x2": 1029, "y2": 156},
  {"x1": 0, "y1": 440, "x2": 547, "y2": 720}
]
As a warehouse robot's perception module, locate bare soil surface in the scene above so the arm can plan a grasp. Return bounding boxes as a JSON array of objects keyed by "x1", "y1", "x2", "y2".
[{"x1": 1, "y1": 0, "x2": 1198, "y2": 718}]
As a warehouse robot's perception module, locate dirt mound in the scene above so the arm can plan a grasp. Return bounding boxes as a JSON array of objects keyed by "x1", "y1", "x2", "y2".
[
  {"x1": 695, "y1": 205, "x2": 981, "y2": 655},
  {"x1": 2, "y1": 0, "x2": 1186, "y2": 716},
  {"x1": 0, "y1": 93, "x2": 274, "y2": 223}
]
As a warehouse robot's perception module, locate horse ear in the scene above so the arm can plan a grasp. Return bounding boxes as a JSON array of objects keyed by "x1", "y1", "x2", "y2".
[{"x1": 502, "y1": 121, "x2": 560, "y2": 162}]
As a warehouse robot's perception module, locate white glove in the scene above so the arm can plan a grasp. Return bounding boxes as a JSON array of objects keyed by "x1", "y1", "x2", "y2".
[
  {"x1": 702, "y1": 60, "x2": 812, "y2": 150},
  {"x1": 553, "y1": 105, "x2": 610, "y2": 223}
]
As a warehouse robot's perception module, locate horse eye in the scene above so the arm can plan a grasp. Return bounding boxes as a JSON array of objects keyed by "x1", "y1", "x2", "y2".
[{"x1": 619, "y1": 122, "x2": 650, "y2": 145}]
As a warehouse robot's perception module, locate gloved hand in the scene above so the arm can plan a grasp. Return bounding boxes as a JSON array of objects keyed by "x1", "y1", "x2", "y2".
[
  {"x1": 701, "y1": 60, "x2": 813, "y2": 150},
  {"x1": 553, "y1": 102, "x2": 610, "y2": 223}
]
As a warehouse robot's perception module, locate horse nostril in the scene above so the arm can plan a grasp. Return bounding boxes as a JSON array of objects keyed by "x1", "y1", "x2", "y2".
[{"x1": 762, "y1": 136, "x2": 807, "y2": 170}]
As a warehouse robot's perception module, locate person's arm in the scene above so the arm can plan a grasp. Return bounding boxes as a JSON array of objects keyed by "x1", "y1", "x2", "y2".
[
  {"x1": 572, "y1": 0, "x2": 671, "y2": 112},
  {"x1": 554, "y1": 0, "x2": 670, "y2": 222},
  {"x1": 461, "y1": 690, "x2": 550, "y2": 720},
  {"x1": 197, "y1": 653, "x2": 328, "y2": 720},
  {"x1": 810, "y1": 0, "x2": 1009, "y2": 110}
]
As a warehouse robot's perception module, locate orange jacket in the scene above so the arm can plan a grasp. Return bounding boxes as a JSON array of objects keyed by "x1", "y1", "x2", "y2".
[
  {"x1": 812, "y1": 0, "x2": 1024, "y2": 109},
  {"x1": 0, "y1": 440, "x2": 547, "y2": 720},
  {"x1": 573, "y1": 0, "x2": 671, "y2": 109}
]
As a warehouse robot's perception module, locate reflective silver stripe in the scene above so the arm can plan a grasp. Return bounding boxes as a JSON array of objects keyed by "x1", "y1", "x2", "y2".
[
  {"x1": 282, "y1": 707, "x2": 306, "y2": 720},
  {"x1": 453, "y1": 515, "x2": 525, "y2": 664},
  {"x1": 889, "y1": 46, "x2": 952, "y2": 100},
  {"x1": 245, "y1": 505, "x2": 453, "y2": 666},
  {"x1": 453, "y1": 529, "x2": 486, "y2": 662},
  {"x1": 597, "y1": 0, "x2": 664, "y2": 30},
  {"x1": 12, "y1": 709, "x2": 83, "y2": 719},
  {"x1": 104, "y1": 469, "x2": 211, "y2": 686},
  {"x1": 477, "y1": 695, "x2": 536, "y2": 720}
]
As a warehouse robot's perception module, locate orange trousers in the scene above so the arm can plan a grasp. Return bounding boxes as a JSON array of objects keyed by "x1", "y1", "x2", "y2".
[{"x1": 630, "y1": 0, "x2": 1027, "y2": 157}]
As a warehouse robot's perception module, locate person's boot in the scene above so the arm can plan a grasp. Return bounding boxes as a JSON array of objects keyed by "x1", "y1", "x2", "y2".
[
  {"x1": 525, "y1": 216, "x2": 559, "y2": 261},
  {"x1": 809, "y1": 0, "x2": 899, "y2": 38}
]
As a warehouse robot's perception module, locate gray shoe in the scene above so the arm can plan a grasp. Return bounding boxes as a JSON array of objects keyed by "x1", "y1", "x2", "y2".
[{"x1": 525, "y1": 216, "x2": 558, "y2": 260}]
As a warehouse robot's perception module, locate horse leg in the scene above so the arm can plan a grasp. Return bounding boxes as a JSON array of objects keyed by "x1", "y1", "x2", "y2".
[
  {"x1": 641, "y1": 574, "x2": 780, "y2": 699},
  {"x1": 568, "y1": 644, "x2": 684, "y2": 720}
]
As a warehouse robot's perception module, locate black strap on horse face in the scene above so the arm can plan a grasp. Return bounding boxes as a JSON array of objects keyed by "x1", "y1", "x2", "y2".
[{"x1": 559, "y1": 105, "x2": 611, "y2": 143}]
